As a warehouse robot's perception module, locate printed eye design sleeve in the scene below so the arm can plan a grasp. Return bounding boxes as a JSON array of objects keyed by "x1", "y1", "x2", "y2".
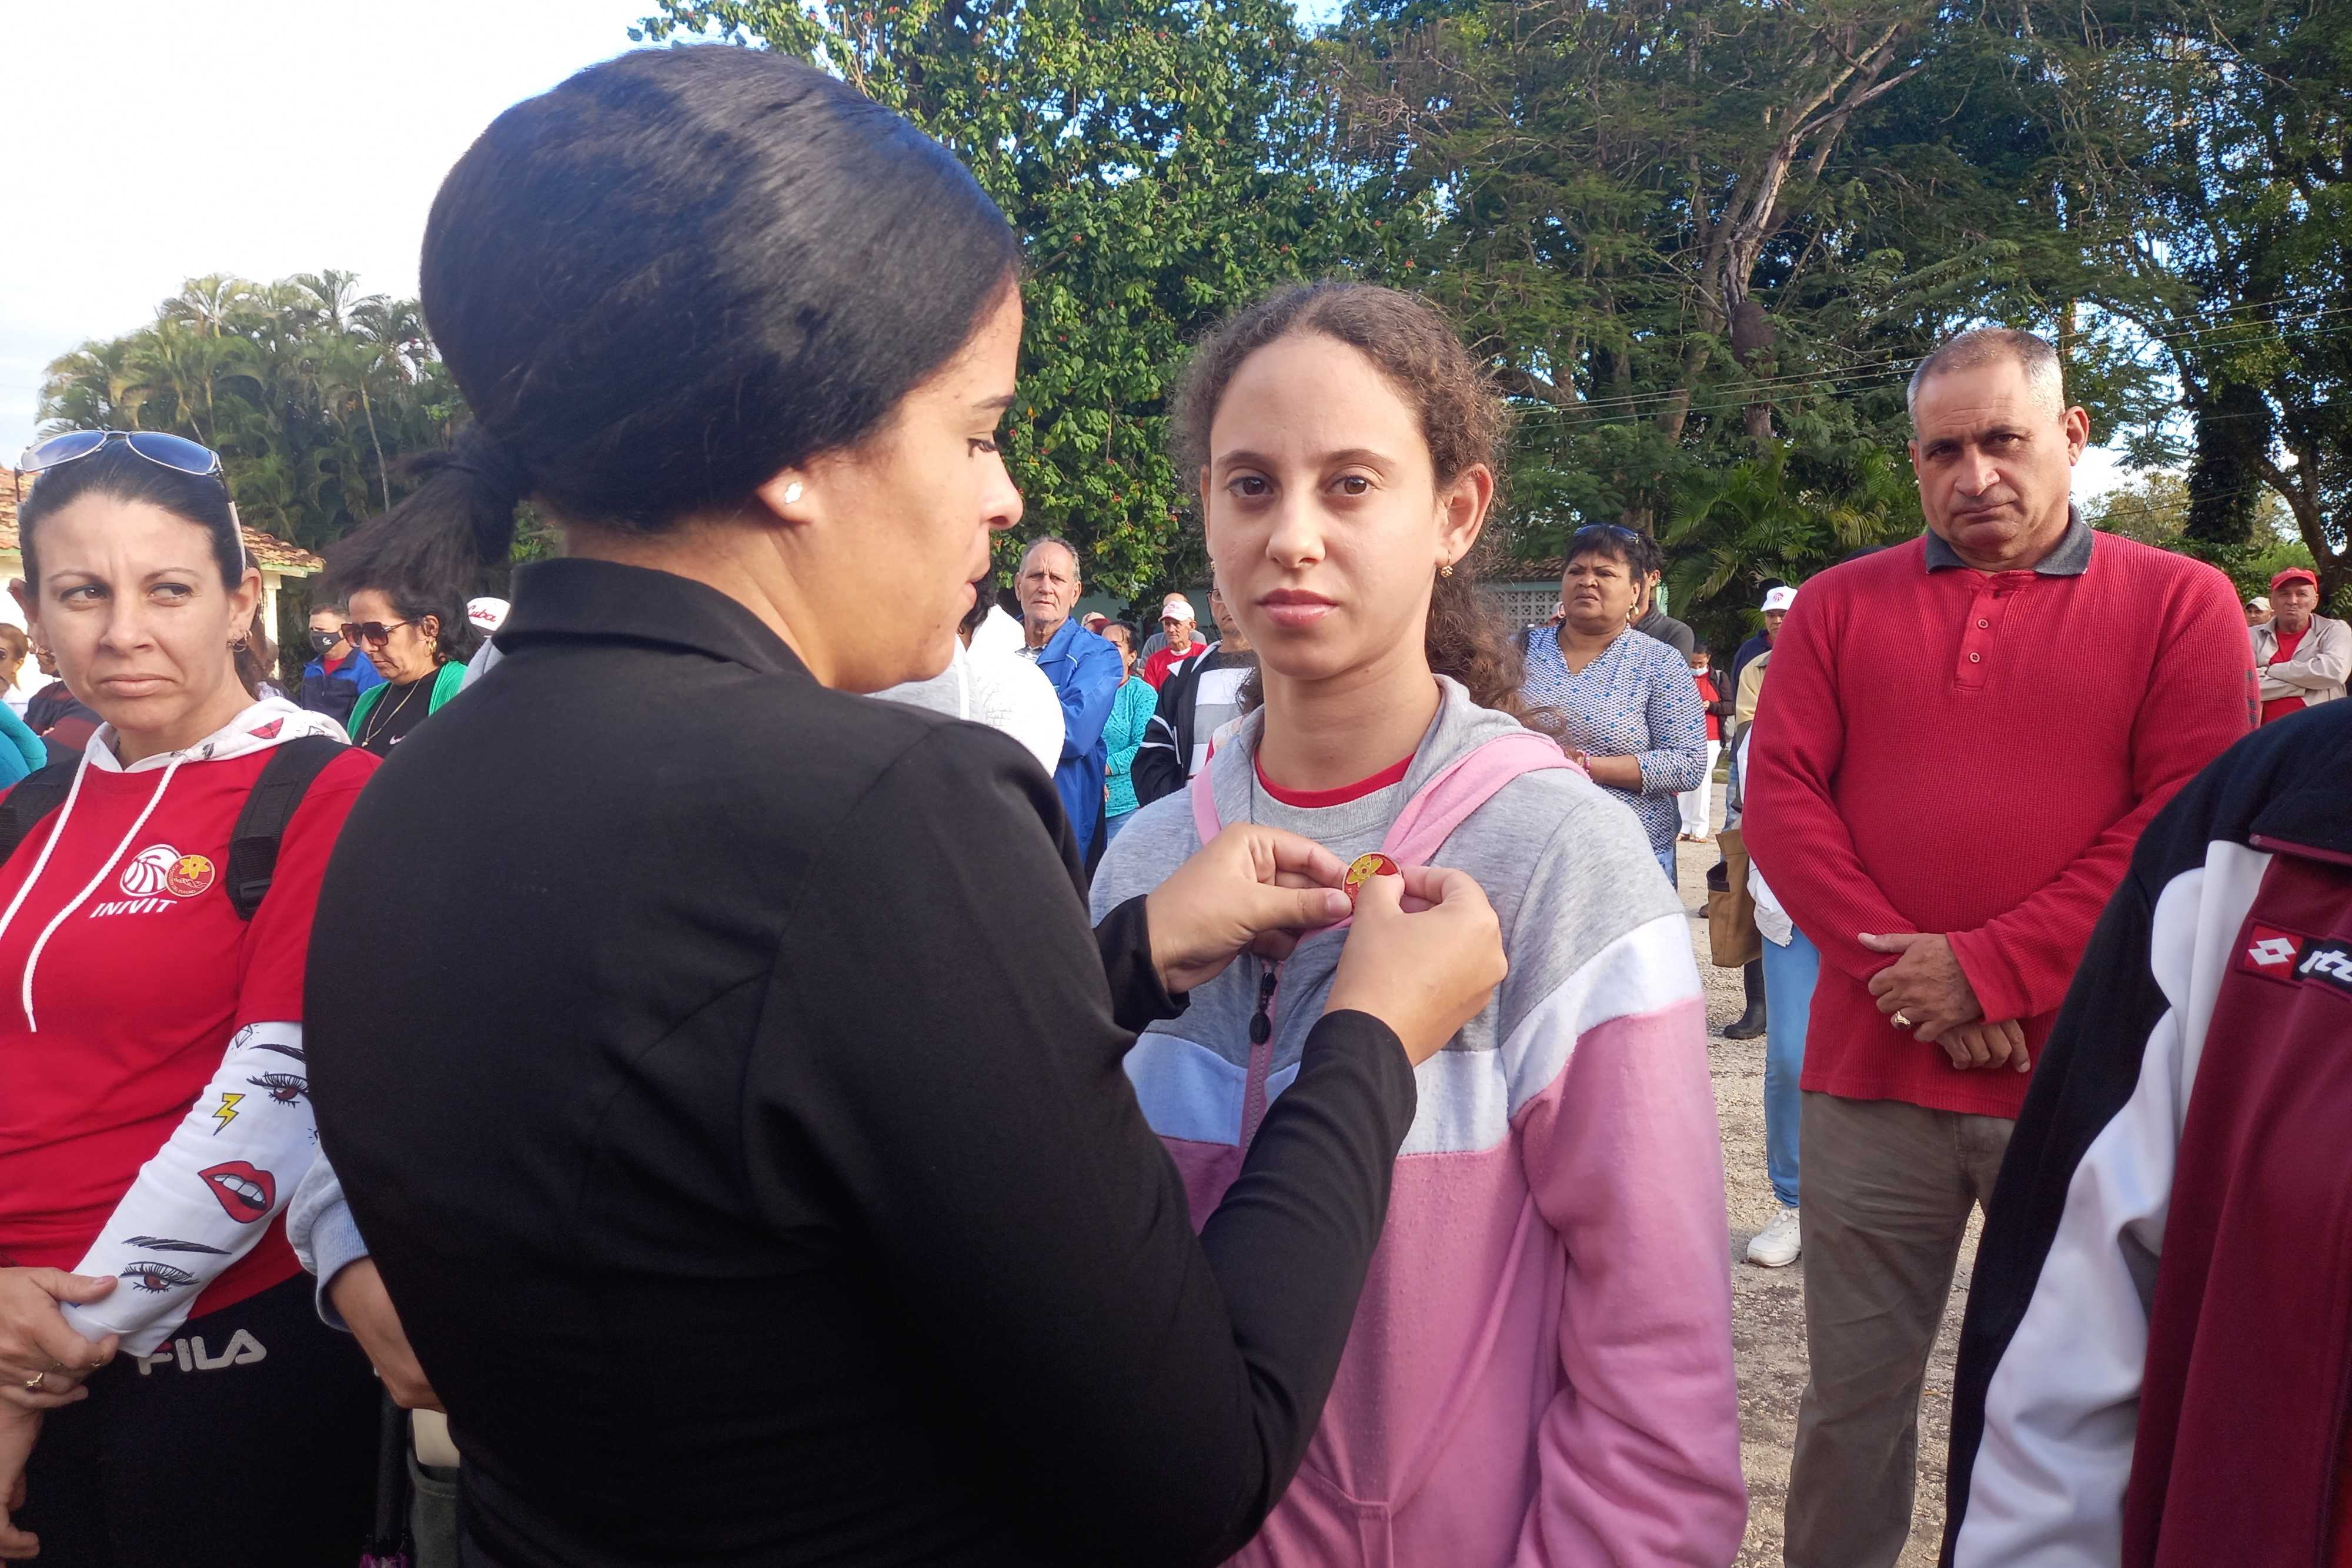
[{"x1": 58, "y1": 1021, "x2": 319, "y2": 1356}]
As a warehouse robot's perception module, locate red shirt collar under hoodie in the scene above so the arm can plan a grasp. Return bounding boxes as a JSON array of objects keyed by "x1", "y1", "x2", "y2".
[
  {"x1": 1252, "y1": 751, "x2": 1414, "y2": 809},
  {"x1": 0, "y1": 698, "x2": 369, "y2": 1320}
]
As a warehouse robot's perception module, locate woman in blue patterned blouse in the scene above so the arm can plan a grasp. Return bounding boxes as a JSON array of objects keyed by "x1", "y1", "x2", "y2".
[{"x1": 1518, "y1": 524, "x2": 1709, "y2": 878}]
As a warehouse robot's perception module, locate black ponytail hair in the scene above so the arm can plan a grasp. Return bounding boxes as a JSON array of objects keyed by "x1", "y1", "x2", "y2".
[
  {"x1": 16, "y1": 443, "x2": 245, "y2": 591},
  {"x1": 329, "y1": 45, "x2": 1021, "y2": 597}
]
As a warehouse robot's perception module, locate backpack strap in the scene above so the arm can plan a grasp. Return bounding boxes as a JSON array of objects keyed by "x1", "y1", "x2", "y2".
[
  {"x1": 1188, "y1": 757, "x2": 1221, "y2": 847},
  {"x1": 226, "y1": 736, "x2": 348, "y2": 921},
  {"x1": 0, "y1": 760, "x2": 83, "y2": 868},
  {"x1": 1381, "y1": 731, "x2": 1582, "y2": 865}
]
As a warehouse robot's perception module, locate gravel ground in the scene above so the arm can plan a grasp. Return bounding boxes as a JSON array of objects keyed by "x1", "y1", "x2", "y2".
[{"x1": 1671, "y1": 809, "x2": 1978, "y2": 1568}]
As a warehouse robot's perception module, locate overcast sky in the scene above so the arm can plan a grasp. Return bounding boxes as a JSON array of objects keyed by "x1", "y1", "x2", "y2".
[
  {"x1": 3, "y1": 0, "x2": 2129, "y2": 499},
  {"x1": 0, "y1": 0, "x2": 652, "y2": 459}
]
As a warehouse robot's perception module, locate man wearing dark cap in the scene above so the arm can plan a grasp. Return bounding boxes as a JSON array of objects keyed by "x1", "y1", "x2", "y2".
[{"x1": 2251, "y1": 566, "x2": 2347, "y2": 723}]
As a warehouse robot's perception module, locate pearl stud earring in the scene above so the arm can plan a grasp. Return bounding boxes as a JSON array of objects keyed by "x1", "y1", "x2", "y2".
[{"x1": 783, "y1": 482, "x2": 804, "y2": 504}]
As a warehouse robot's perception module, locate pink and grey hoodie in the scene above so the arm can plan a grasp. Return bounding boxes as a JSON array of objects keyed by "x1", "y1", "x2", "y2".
[{"x1": 1091, "y1": 677, "x2": 1746, "y2": 1566}]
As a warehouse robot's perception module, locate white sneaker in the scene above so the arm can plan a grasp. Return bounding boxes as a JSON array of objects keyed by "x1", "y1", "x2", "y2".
[{"x1": 1747, "y1": 1205, "x2": 1802, "y2": 1268}]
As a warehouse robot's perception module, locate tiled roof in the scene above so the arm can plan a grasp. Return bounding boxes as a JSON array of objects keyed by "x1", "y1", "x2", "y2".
[
  {"x1": 0, "y1": 476, "x2": 325, "y2": 574},
  {"x1": 1498, "y1": 556, "x2": 1567, "y2": 580}
]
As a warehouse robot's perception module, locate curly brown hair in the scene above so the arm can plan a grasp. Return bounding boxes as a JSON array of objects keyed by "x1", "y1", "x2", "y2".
[{"x1": 1171, "y1": 281, "x2": 1555, "y2": 734}]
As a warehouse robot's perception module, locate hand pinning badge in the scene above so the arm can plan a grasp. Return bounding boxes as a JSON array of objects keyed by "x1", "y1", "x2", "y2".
[{"x1": 1344, "y1": 852, "x2": 1401, "y2": 908}]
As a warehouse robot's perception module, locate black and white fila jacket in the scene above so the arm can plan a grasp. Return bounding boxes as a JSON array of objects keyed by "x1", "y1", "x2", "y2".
[{"x1": 1943, "y1": 700, "x2": 2352, "y2": 1567}]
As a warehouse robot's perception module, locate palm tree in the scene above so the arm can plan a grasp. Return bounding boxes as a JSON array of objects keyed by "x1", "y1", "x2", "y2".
[
  {"x1": 161, "y1": 275, "x2": 259, "y2": 338},
  {"x1": 36, "y1": 270, "x2": 465, "y2": 559},
  {"x1": 39, "y1": 338, "x2": 149, "y2": 431}
]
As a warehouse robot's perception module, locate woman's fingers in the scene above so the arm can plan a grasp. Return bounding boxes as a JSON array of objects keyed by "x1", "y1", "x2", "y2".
[
  {"x1": 1245, "y1": 825, "x2": 1348, "y2": 890},
  {"x1": 0, "y1": 1271, "x2": 112, "y2": 1387},
  {"x1": 1392, "y1": 862, "x2": 1466, "y2": 907},
  {"x1": 25, "y1": 1271, "x2": 116, "y2": 1309},
  {"x1": 1247, "y1": 881, "x2": 1352, "y2": 934},
  {"x1": 1145, "y1": 827, "x2": 1355, "y2": 993}
]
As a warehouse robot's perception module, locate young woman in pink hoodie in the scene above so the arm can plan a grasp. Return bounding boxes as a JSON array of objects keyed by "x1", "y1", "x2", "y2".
[{"x1": 1094, "y1": 283, "x2": 1747, "y2": 1565}]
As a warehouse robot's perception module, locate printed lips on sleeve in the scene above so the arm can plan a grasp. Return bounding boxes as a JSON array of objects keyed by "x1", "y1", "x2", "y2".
[{"x1": 0, "y1": 700, "x2": 375, "y2": 1352}]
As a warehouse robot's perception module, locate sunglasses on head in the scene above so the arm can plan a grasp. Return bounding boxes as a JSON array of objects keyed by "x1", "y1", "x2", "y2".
[
  {"x1": 14, "y1": 431, "x2": 248, "y2": 566},
  {"x1": 340, "y1": 621, "x2": 413, "y2": 649},
  {"x1": 1571, "y1": 523, "x2": 1642, "y2": 544},
  {"x1": 20, "y1": 429, "x2": 223, "y2": 479}
]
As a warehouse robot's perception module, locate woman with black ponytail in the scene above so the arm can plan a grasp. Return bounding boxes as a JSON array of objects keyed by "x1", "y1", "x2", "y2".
[{"x1": 301, "y1": 45, "x2": 1509, "y2": 1568}]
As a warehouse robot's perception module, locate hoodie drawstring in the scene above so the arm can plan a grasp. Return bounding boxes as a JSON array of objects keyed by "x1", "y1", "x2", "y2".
[{"x1": 4, "y1": 751, "x2": 186, "y2": 1032}]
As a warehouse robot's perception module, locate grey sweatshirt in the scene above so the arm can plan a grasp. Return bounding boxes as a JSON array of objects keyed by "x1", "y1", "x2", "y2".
[{"x1": 1088, "y1": 676, "x2": 1746, "y2": 1567}]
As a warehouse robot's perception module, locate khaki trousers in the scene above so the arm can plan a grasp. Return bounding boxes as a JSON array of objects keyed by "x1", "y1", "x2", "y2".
[{"x1": 1783, "y1": 1091, "x2": 2013, "y2": 1567}]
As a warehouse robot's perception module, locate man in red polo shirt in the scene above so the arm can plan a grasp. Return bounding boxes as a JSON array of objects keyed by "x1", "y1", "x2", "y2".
[
  {"x1": 1745, "y1": 326, "x2": 2254, "y2": 1567},
  {"x1": 2251, "y1": 566, "x2": 2348, "y2": 724}
]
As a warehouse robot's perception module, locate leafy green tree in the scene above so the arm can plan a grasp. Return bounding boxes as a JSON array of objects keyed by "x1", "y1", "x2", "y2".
[
  {"x1": 634, "y1": 0, "x2": 1370, "y2": 600},
  {"x1": 1909, "y1": 0, "x2": 2351, "y2": 608},
  {"x1": 2091, "y1": 469, "x2": 2317, "y2": 600},
  {"x1": 2126, "y1": 0, "x2": 2350, "y2": 610},
  {"x1": 1329, "y1": 0, "x2": 1976, "y2": 537},
  {"x1": 1663, "y1": 442, "x2": 1920, "y2": 651}
]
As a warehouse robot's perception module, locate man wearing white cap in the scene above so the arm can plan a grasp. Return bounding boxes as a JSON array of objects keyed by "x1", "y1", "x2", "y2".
[
  {"x1": 1140, "y1": 594, "x2": 1207, "y2": 688},
  {"x1": 1731, "y1": 584, "x2": 1797, "y2": 700},
  {"x1": 467, "y1": 596, "x2": 511, "y2": 637},
  {"x1": 458, "y1": 598, "x2": 513, "y2": 691}
]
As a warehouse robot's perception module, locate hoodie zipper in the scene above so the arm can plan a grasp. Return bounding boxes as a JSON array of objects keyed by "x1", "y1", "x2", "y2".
[{"x1": 1239, "y1": 958, "x2": 1281, "y2": 1148}]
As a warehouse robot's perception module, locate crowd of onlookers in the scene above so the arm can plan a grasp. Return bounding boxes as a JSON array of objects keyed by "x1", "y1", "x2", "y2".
[{"x1": 2, "y1": 39, "x2": 2348, "y2": 1568}]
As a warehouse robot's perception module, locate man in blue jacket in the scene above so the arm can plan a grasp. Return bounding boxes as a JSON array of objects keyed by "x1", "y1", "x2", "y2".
[
  {"x1": 298, "y1": 601, "x2": 385, "y2": 728},
  {"x1": 1014, "y1": 536, "x2": 1124, "y2": 861}
]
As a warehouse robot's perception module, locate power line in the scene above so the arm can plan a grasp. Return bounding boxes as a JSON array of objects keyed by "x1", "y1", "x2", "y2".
[
  {"x1": 1504, "y1": 302, "x2": 2352, "y2": 424},
  {"x1": 1508, "y1": 316, "x2": 2352, "y2": 433}
]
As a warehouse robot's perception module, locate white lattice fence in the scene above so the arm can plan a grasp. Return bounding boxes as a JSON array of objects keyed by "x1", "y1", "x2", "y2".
[{"x1": 1480, "y1": 583, "x2": 1559, "y2": 631}]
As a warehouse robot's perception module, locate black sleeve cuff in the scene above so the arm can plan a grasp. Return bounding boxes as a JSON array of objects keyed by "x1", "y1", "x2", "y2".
[{"x1": 1095, "y1": 896, "x2": 1189, "y2": 1035}]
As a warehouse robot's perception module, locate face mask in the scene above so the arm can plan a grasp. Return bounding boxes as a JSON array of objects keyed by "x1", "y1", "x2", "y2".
[{"x1": 310, "y1": 631, "x2": 340, "y2": 655}]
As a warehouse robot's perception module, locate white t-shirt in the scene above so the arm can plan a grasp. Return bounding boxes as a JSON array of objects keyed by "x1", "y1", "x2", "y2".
[
  {"x1": 967, "y1": 604, "x2": 1027, "y2": 662},
  {"x1": 1189, "y1": 664, "x2": 1252, "y2": 779},
  {"x1": 873, "y1": 639, "x2": 1064, "y2": 775},
  {"x1": 1735, "y1": 728, "x2": 1793, "y2": 947}
]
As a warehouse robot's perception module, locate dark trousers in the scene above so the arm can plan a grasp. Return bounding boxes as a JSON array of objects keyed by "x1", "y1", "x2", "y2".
[{"x1": 19, "y1": 1273, "x2": 379, "y2": 1567}]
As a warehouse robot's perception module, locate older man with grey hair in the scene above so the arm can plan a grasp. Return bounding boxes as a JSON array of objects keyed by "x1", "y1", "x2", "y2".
[
  {"x1": 1014, "y1": 535, "x2": 1124, "y2": 861},
  {"x1": 1744, "y1": 326, "x2": 2254, "y2": 1565}
]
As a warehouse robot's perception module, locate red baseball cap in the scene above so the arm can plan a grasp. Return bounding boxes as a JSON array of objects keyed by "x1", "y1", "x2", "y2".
[{"x1": 2270, "y1": 567, "x2": 2320, "y2": 593}]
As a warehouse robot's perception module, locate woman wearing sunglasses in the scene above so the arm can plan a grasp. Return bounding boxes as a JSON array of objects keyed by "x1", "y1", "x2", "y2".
[
  {"x1": 339, "y1": 583, "x2": 473, "y2": 757},
  {"x1": 1519, "y1": 524, "x2": 1710, "y2": 880},
  {"x1": 0, "y1": 432, "x2": 380, "y2": 1562},
  {"x1": 299, "y1": 45, "x2": 1508, "y2": 1568}
]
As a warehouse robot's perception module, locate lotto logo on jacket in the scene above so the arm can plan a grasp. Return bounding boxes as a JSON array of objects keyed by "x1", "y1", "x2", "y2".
[{"x1": 2237, "y1": 922, "x2": 2352, "y2": 997}]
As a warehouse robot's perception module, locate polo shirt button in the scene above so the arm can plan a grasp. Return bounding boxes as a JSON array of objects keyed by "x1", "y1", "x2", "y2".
[
  {"x1": 1969, "y1": 652, "x2": 1982, "y2": 663},
  {"x1": 1977, "y1": 618, "x2": 1989, "y2": 628}
]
